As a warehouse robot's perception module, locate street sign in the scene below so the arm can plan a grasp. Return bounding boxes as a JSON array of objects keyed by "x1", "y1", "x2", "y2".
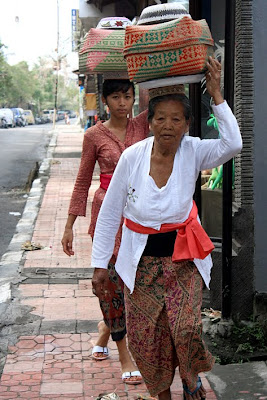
[{"x1": 71, "y1": 9, "x2": 81, "y2": 52}]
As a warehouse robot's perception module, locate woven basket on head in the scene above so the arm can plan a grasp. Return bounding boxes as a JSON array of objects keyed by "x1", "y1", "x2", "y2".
[
  {"x1": 124, "y1": 17, "x2": 214, "y2": 82},
  {"x1": 79, "y1": 28, "x2": 127, "y2": 74},
  {"x1": 137, "y1": 3, "x2": 191, "y2": 25}
]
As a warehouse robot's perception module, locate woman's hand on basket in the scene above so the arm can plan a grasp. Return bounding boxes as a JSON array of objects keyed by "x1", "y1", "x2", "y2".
[{"x1": 205, "y1": 56, "x2": 224, "y2": 105}]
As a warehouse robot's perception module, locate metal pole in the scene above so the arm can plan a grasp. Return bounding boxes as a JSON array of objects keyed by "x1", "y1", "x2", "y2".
[
  {"x1": 53, "y1": 0, "x2": 60, "y2": 130},
  {"x1": 222, "y1": 0, "x2": 236, "y2": 318},
  {"x1": 189, "y1": 82, "x2": 202, "y2": 218},
  {"x1": 189, "y1": 0, "x2": 202, "y2": 218}
]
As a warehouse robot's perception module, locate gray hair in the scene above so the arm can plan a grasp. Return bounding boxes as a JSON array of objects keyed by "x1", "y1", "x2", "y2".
[{"x1": 148, "y1": 93, "x2": 192, "y2": 123}]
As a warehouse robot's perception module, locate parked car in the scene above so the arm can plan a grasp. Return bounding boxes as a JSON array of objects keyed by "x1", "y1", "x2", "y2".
[
  {"x1": 35, "y1": 115, "x2": 41, "y2": 124},
  {"x1": 0, "y1": 108, "x2": 15, "y2": 127},
  {"x1": 57, "y1": 111, "x2": 65, "y2": 120},
  {"x1": 23, "y1": 110, "x2": 35, "y2": 125},
  {"x1": 42, "y1": 109, "x2": 58, "y2": 122},
  {"x1": 42, "y1": 115, "x2": 51, "y2": 123},
  {"x1": 68, "y1": 110, "x2": 77, "y2": 118},
  {"x1": 35, "y1": 115, "x2": 44, "y2": 124},
  {"x1": 11, "y1": 108, "x2": 27, "y2": 127},
  {"x1": 35, "y1": 115, "x2": 49, "y2": 124},
  {"x1": 64, "y1": 110, "x2": 76, "y2": 118}
]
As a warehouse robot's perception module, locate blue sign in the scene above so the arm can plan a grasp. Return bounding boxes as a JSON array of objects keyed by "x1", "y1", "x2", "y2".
[{"x1": 71, "y1": 9, "x2": 79, "y2": 51}]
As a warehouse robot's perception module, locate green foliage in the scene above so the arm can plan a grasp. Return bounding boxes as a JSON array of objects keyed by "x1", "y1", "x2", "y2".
[
  {"x1": 206, "y1": 319, "x2": 267, "y2": 365},
  {"x1": 0, "y1": 41, "x2": 12, "y2": 107},
  {"x1": 214, "y1": 355, "x2": 221, "y2": 364},
  {"x1": 232, "y1": 321, "x2": 267, "y2": 354},
  {"x1": 235, "y1": 342, "x2": 253, "y2": 354},
  {"x1": 7, "y1": 61, "x2": 35, "y2": 108},
  {"x1": 0, "y1": 49, "x2": 79, "y2": 113},
  {"x1": 57, "y1": 77, "x2": 79, "y2": 111}
]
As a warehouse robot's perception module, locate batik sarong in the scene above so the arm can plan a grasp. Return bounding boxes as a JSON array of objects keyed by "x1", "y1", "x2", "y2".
[
  {"x1": 124, "y1": 257, "x2": 214, "y2": 396},
  {"x1": 99, "y1": 263, "x2": 126, "y2": 341}
]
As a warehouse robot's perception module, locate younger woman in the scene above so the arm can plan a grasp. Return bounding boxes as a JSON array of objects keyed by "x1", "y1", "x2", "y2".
[{"x1": 61, "y1": 79, "x2": 149, "y2": 384}]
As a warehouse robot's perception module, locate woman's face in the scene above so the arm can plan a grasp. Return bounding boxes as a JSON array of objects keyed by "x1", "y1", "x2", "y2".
[
  {"x1": 149, "y1": 100, "x2": 190, "y2": 151},
  {"x1": 103, "y1": 87, "x2": 135, "y2": 118}
]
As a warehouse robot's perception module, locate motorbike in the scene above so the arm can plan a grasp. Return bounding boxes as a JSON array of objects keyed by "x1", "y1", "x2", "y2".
[
  {"x1": 35, "y1": 115, "x2": 42, "y2": 124},
  {"x1": 35, "y1": 115, "x2": 47, "y2": 124},
  {"x1": 0, "y1": 116, "x2": 8, "y2": 129},
  {"x1": 14, "y1": 115, "x2": 25, "y2": 127}
]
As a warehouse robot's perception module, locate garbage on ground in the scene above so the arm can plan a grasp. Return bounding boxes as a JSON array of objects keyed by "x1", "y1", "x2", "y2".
[
  {"x1": 50, "y1": 159, "x2": 61, "y2": 164},
  {"x1": 21, "y1": 240, "x2": 44, "y2": 251},
  {"x1": 201, "y1": 308, "x2": 221, "y2": 322},
  {"x1": 96, "y1": 394, "x2": 120, "y2": 400},
  {"x1": 9, "y1": 212, "x2": 21, "y2": 216}
]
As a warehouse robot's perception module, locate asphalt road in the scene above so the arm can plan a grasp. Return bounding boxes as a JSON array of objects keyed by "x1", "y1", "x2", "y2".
[{"x1": 0, "y1": 122, "x2": 58, "y2": 259}]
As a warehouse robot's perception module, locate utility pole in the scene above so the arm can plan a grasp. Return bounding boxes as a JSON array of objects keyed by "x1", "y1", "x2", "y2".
[
  {"x1": 222, "y1": 0, "x2": 236, "y2": 319},
  {"x1": 53, "y1": 0, "x2": 60, "y2": 129}
]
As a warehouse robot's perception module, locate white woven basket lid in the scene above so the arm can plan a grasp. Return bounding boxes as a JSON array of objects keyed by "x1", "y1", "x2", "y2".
[
  {"x1": 137, "y1": 3, "x2": 191, "y2": 25},
  {"x1": 96, "y1": 16, "x2": 132, "y2": 29},
  {"x1": 103, "y1": 71, "x2": 129, "y2": 80}
]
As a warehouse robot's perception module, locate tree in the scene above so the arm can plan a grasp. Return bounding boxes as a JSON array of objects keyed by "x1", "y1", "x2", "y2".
[
  {"x1": 57, "y1": 76, "x2": 79, "y2": 111},
  {"x1": 7, "y1": 61, "x2": 35, "y2": 108},
  {"x1": 0, "y1": 42, "x2": 12, "y2": 107},
  {"x1": 31, "y1": 57, "x2": 55, "y2": 112},
  {"x1": 0, "y1": 52, "x2": 79, "y2": 114},
  {"x1": 32, "y1": 57, "x2": 79, "y2": 113}
]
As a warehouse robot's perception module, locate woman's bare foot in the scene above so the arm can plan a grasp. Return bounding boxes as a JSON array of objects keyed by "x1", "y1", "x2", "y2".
[
  {"x1": 92, "y1": 321, "x2": 110, "y2": 360},
  {"x1": 183, "y1": 380, "x2": 206, "y2": 400},
  {"x1": 158, "y1": 388, "x2": 172, "y2": 400},
  {"x1": 117, "y1": 337, "x2": 142, "y2": 384}
]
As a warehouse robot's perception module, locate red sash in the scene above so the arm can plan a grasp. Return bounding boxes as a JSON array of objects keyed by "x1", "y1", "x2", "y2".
[
  {"x1": 100, "y1": 174, "x2": 113, "y2": 190},
  {"x1": 124, "y1": 201, "x2": 214, "y2": 262}
]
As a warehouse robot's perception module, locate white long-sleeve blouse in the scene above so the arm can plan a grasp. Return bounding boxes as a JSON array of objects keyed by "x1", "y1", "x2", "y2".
[{"x1": 91, "y1": 100, "x2": 242, "y2": 293}]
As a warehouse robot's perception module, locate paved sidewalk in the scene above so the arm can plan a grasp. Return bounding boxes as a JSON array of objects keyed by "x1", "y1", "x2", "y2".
[{"x1": 0, "y1": 124, "x2": 266, "y2": 399}]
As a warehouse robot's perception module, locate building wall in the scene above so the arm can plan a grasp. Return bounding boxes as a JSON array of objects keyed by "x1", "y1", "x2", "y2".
[
  {"x1": 79, "y1": 0, "x2": 115, "y2": 32},
  {"x1": 253, "y1": 0, "x2": 267, "y2": 293},
  {"x1": 79, "y1": 1, "x2": 115, "y2": 18}
]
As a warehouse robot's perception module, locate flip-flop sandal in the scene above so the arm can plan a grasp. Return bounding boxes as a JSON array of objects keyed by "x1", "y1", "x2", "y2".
[
  {"x1": 122, "y1": 370, "x2": 142, "y2": 385},
  {"x1": 96, "y1": 393, "x2": 120, "y2": 400},
  {"x1": 91, "y1": 345, "x2": 109, "y2": 361},
  {"x1": 183, "y1": 376, "x2": 206, "y2": 400}
]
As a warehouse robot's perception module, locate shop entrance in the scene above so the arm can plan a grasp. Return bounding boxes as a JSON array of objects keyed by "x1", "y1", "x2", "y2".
[{"x1": 168, "y1": 0, "x2": 234, "y2": 317}]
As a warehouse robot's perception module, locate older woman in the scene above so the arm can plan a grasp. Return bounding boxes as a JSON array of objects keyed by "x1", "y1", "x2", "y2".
[{"x1": 91, "y1": 57, "x2": 242, "y2": 399}]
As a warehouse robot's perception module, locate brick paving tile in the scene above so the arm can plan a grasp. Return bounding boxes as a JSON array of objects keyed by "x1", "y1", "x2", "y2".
[
  {"x1": 9, "y1": 394, "x2": 40, "y2": 399},
  {"x1": 0, "y1": 127, "x2": 219, "y2": 399},
  {"x1": 43, "y1": 289, "x2": 75, "y2": 298},
  {"x1": 0, "y1": 393, "x2": 22, "y2": 399},
  {"x1": 40, "y1": 381, "x2": 83, "y2": 395},
  {"x1": 41, "y1": 398, "x2": 85, "y2": 400},
  {"x1": 20, "y1": 294, "x2": 103, "y2": 321},
  {"x1": 1, "y1": 332, "x2": 218, "y2": 398},
  {"x1": 19, "y1": 285, "x2": 48, "y2": 297}
]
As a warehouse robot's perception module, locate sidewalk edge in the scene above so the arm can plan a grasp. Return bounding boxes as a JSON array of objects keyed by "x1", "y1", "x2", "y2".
[{"x1": 0, "y1": 128, "x2": 58, "y2": 301}]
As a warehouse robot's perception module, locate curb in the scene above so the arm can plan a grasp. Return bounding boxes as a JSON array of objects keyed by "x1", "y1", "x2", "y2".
[{"x1": 0, "y1": 128, "x2": 58, "y2": 303}]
